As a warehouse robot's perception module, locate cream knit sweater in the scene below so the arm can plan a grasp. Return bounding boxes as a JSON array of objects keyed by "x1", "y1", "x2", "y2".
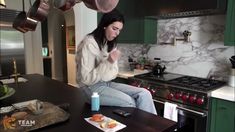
[{"x1": 76, "y1": 35, "x2": 118, "y2": 87}]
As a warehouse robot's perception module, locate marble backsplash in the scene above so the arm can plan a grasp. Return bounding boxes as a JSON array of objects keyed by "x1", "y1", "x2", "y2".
[{"x1": 117, "y1": 15, "x2": 235, "y2": 81}]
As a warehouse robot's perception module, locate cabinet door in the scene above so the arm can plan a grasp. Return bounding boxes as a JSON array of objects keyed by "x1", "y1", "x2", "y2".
[
  {"x1": 224, "y1": 0, "x2": 235, "y2": 46},
  {"x1": 98, "y1": 0, "x2": 157, "y2": 44},
  {"x1": 209, "y1": 98, "x2": 235, "y2": 132}
]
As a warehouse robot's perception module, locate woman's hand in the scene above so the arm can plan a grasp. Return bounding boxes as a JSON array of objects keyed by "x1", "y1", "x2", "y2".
[{"x1": 108, "y1": 48, "x2": 121, "y2": 63}]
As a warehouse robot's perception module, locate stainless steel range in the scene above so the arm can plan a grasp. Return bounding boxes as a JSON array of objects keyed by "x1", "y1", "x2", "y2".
[{"x1": 129, "y1": 72, "x2": 226, "y2": 132}]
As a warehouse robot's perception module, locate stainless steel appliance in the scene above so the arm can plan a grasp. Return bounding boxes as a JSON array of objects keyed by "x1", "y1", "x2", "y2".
[
  {"x1": 129, "y1": 72, "x2": 226, "y2": 132},
  {"x1": 0, "y1": 29, "x2": 25, "y2": 78}
]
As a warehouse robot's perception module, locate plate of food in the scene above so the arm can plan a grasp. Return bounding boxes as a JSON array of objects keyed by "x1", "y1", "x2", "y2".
[
  {"x1": 85, "y1": 114, "x2": 126, "y2": 132},
  {"x1": 0, "y1": 85, "x2": 15, "y2": 100}
]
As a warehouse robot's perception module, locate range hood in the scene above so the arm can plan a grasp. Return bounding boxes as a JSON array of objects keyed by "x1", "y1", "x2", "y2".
[{"x1": 141, "y1": 0, "x2": 227, "y2": 19}]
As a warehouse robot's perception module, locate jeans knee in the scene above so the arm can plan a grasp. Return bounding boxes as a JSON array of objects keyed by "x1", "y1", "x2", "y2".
[{"x1": 141, "y1": 88, "x2": 152, "y2": 97}]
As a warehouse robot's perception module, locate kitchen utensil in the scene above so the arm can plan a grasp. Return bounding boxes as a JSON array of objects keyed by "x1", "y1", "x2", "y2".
[
  {"x1": 152, "y1": 63, "x2": 166, "y2": 75},
  {"x1": 152, "y1": 58, "x2": 166, "y2": 75},
  {"x1": 229, "y1": 58, "x2": 235, "y2": 68},
  {"x1": 53, "y1": 0, "x2": 76, "y2": 11},
  {"x1": 230, "y1": 57, "x2": 235, "y2": 62},
  {"x1": 12, "y1": 0, "x2": 38, "y2": 33},
  {"x1": 28, "y1": 0, "x2": 50, "y2": 22},
  {"x1": 13, "y1": 11, "x2": 38, "y2": 33},
  {"x1": 82, "y1": 0, "x2": 119, "y2": 13},
  {"x1": 54, "y1": 0, "x2": 119, "y2": 13},
  {"x1": 231, "y1": 55, "x2": 235, "y2": 60}
]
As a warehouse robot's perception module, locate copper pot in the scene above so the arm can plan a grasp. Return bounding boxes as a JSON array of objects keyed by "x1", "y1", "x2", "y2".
[
  {"x1": 82, "y1": 0, "x2": 119, "y2": 13},
  {"x1": 13, "y1": 11, "x2": 38, "y2": 33},
  {"x1": 54, "y1": 0, "x2": 76, "y2": 11},
  {"x1": 28, "y1": 0, "x2": 50, "y2": 22},
  {"x1": 54, "y1": 0, "x2": 119, "y2": 13}
]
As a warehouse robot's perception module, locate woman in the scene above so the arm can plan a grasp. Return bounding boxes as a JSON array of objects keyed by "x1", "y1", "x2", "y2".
[{"x1": 76, "y1": 9, "x2": 157, "y2": 115}]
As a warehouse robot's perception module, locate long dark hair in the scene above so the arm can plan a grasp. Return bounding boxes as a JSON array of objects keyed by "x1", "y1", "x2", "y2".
[{"x1": 90, "y1": 9, "x2": 124, "y2": 52}]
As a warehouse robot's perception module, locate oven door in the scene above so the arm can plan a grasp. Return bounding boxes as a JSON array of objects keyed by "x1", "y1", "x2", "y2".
[{"x1": 154, "y1": 99, "x2": 207, "y2": 132}]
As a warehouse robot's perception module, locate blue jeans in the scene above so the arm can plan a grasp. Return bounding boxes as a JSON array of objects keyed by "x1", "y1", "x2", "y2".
[{"x1": 82, "y1": 81, "x2": 157, "y2": 115}]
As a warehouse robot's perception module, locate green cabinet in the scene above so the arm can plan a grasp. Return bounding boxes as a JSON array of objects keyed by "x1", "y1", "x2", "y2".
[
  {"x1": 98, "y1": 0, "x2": 157, "y2": 44},
  {"x1": 208, "y1": 98, "x2": 235, "y2": 132},
  {"x1": 224, "y1": 0, "x2": 235, "y2": 46}
]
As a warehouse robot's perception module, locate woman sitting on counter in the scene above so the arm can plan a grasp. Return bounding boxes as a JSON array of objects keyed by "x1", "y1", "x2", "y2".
[{"x1": 75, "y1": 9, "x2": 156, "y2": 115}]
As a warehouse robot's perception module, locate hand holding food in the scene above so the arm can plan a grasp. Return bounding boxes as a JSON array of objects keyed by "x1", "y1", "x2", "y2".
[{"x1": 108, "y1": 48, "x2": 121, "y2": 63}]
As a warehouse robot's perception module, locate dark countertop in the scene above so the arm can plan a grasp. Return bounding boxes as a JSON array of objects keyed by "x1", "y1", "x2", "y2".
[{"x1": 0, "y1": 74, "x2": 177, "y2": 132}]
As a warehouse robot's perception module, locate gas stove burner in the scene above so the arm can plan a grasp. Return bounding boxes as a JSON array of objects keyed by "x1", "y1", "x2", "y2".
[
  {"x1": 136, "y1": 72, "x2": 184, "y2": 81},
  {"x1": 169, "y1": 76, "x2": 226, "y2": 91},
  {"x1": 134, "y1": 72, "x2": 226, "y2": 92}
]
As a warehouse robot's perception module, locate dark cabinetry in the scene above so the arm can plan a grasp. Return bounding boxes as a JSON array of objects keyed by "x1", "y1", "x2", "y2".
[
  {"x1": 41, "y1": 19, "x2": 52, "y2": 78},
  {"x1": 98, "y1": 0, "x2": 157, "y2": 44},
  {"x1": 224, "y1": 0, "x2": 235, "y2": 46},
  {"x1": 43, "y1": 57, "x2": 52, "y2": 78},
  {"x1": 208, "y1": 98, "x2": 235, "y2": 132}
]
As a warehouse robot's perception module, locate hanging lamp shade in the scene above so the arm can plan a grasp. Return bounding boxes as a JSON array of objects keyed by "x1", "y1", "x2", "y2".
[{"x1": 0, "y1": 0, "x2": 6, "y2": 8}]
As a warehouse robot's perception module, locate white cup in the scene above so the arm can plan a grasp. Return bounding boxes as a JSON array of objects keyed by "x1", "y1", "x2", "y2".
[
  {"x1": 228, "y1": 75, "x2": 235, "y2": 87},
  {"x1": 228, "y1": 69, "x2": 235, "y2": 87}
]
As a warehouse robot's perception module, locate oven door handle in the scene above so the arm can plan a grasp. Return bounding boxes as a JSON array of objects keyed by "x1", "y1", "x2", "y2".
[
  {"x1": 176, "y1": 106, "x2": 206, "y2": 117},
  {"x1": 153, "y1": 99, "x2": 206, "y2": 117}
]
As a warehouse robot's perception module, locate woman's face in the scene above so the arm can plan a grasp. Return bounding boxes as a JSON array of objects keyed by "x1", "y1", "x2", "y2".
[{"x1": 104, "y1": 21, "x2": 123, "y2": 41}]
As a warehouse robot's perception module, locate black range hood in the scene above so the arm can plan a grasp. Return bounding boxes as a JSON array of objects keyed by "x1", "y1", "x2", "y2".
[{"x1": 141, "y1": 0, "x2": 227, "y2": 19}]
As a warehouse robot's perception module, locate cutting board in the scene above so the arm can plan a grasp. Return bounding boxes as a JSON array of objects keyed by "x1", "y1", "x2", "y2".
[{"x1": 0, "y1": 102, "x2": 70, "y2": 131}]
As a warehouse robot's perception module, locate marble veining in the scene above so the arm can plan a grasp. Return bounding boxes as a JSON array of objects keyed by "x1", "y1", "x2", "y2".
[{"x1": 117, "y1": 15, "x2": 234, "y2": 82}]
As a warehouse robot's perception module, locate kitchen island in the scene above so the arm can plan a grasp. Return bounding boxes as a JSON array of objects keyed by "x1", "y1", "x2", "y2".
[{"x1": 0, "y1": 74, "x2": 177, "y2": 132}]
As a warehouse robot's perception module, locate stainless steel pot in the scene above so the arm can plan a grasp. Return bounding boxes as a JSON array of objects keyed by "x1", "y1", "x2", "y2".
[{"x1": 28, "y1": 0, "x2": 50, "y2": 22}]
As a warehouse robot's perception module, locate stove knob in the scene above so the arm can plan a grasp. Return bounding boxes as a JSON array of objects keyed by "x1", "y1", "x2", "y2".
[
  {"x1": 189, "y1": 95, "x2": 197, "y2": 103},
  {"x1": 145, "y1": 86, "x2": 150, "y2": 90},
  {"x1": 175, "y1": 92, "x2": 182, "y2": 99},
  {"x1": 182, "y1": 93, "x2": 189, "y2": 102},
  {"x1": 196, "y1": 97, "x2": 204, "y2": 105},
  {"x1": 167, "y1": 93, "x2": 174, "y2": 100},
  {"x1": 151, "y1": 89, "x2": 156, "y2": 95}
]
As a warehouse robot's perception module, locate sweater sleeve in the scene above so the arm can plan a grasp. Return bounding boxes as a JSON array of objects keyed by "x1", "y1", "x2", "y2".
[{"x1": 79, "y1": 37, "x2": 118, "y2": 86}]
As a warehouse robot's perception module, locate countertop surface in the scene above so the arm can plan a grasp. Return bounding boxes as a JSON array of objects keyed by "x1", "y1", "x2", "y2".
[
  {"x1": 0, "y1": 74, "x2": 177, "y2": 132},
  {"x1": 210, "y1": 85, "x2": 235, "y2": 102},
  {"x1": 118, "y1": 69, "x2": 150, "y2": 79}
]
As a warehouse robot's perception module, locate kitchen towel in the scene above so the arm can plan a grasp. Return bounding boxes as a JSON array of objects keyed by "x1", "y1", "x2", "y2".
[{"x1": 164, "y1": 102, "x2": 178, "y2": 122}]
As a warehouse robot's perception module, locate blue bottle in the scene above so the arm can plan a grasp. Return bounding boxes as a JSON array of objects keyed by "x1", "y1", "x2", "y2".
[{"x1": 91, "y1": 92, "x2": 100, "y2": 111}]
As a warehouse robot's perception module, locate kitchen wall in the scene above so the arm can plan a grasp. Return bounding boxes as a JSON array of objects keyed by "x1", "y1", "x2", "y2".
[
  {"x1": 118, "y1": 15, "x2": 235, "y2": 81},
  {"x1": 67, "y1": 3, "x2": 97, "y2": 86}
]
